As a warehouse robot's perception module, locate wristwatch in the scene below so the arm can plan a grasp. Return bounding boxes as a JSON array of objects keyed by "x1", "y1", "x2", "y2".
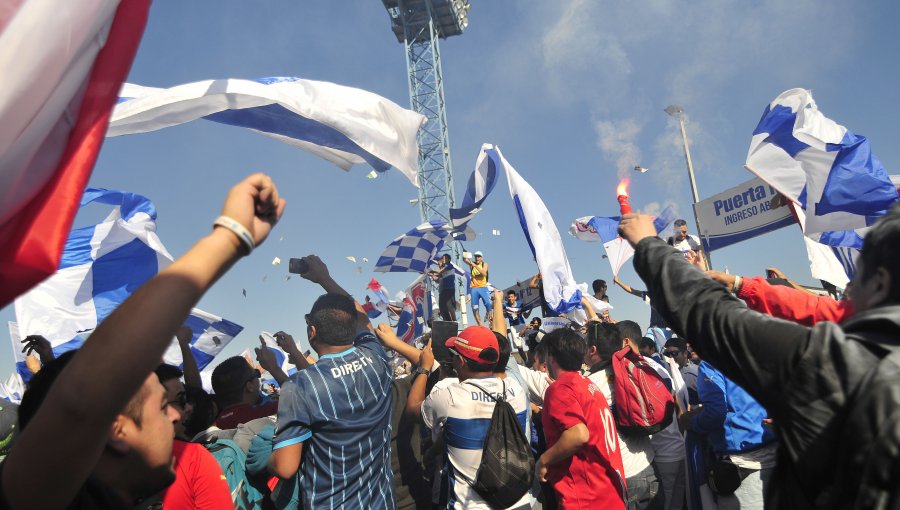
[{"x1": 412, "y1": 366, "x2": 429, "y2": 377}]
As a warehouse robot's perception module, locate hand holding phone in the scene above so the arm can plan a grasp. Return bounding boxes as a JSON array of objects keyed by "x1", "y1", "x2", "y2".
[{"x1": 289, "y1": 258, "x2": 309, "y2": 274}]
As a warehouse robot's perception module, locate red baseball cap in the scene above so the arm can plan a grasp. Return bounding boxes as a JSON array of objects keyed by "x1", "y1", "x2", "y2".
[{"x1": 445, "y1": 326, "x2": 499, "y2": 364}]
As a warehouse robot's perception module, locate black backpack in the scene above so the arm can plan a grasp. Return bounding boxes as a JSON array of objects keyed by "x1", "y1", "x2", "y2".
[{"x1": 464, "y1": 380, "x2": 534, "y2": 509}]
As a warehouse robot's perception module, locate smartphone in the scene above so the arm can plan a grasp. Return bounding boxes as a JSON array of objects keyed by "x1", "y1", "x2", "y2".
[{"x1": 289, "y1": 258, "x2": 308, "y2": 274}]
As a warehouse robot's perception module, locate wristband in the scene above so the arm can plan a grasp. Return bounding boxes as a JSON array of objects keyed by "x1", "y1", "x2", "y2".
[
  {"x1": 214, "y1": 216, "x2": 255, "y2": 253},
  {"x1": 733, "y1": 275, "x2": 743, "y2": 295},
  {"x1": 412, "y1": 366, "x2": 429, "y2": 377}
]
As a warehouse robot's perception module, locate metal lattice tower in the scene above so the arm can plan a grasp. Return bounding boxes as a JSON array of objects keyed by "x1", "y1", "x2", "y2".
[
  {"x1": 382, "y1": 0, "x2": 470, "y2": 225},
  {"x1": 382, "y1": 0, "x2": 473, "y2": 324}
]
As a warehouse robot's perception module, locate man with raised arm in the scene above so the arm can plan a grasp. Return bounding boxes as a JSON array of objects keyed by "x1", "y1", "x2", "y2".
[
  {"x1": 618, "y1": 206, "x2": 900, "y2": 507},
  {"x1": 268, "y1": 255, "x2": 395, "y2": 509},
  {"x1": 1, "y1": 174, "x2": 285, "y2": 510}
]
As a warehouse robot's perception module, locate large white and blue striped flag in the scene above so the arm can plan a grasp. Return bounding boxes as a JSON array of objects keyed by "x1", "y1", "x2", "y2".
[
  {"x1": 109, "y1": 78, "x2": 426, "y2": 187},
  {"x1": 496, "y1": 145, "x2": 583, "y2": 315},
  {"x1": 12, "y1": 188, "x2": 241, "y2": 380},
  {"x1": 746, "y1": 88, "x2": 899, "y2": 248}
]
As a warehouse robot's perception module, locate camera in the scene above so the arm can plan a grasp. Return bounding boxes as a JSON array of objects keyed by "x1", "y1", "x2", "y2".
[{"x1": 288, "y1": 258, "x2": 309, "y2": 274}]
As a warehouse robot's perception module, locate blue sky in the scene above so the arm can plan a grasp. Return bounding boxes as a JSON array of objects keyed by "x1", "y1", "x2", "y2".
[{"x1": 2, "y1": 0, "x2": 899, "y2": 372}]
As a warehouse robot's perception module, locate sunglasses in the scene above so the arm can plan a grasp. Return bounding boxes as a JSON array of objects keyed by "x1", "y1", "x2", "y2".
[{"x1": 663, "y1": 350, "x2": 683, "y2": 358}]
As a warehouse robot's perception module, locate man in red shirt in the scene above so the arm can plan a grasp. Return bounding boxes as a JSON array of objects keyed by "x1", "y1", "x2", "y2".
[{"x1": 537, "y1": 328, "x2": 627, "y2": 510}]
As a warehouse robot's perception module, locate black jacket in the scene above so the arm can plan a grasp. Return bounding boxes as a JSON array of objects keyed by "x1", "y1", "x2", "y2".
[{"x1": 633, "y1": 237, "x2": 900, "y2": 509}]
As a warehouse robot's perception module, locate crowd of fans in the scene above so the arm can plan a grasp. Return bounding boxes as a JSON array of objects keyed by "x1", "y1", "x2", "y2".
[{"x1": 1, "y1": 174, "x2": 898, "y2": 510}]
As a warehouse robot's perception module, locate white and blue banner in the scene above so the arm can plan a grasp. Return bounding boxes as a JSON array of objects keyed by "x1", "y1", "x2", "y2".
[
  {"x1": 499, "y1": 145, "x2": 582, "y2": 315},
  {"x1": 14, "y1": 188, "x2": 172, "y2": 357},
  {"x1": 576, "y1": 207, "x2": 676, "y2": 277},
  {"x1": 12, "y1": 188, "x2": 242, "y2": 380},
  {"x1": 746, "y1": 88, "x2": 899, "y2": 248},
  {"x1": 161, "y1": 309, "x2": 244, "y2": 371},
  {"x1": 693, "y1": 177, "x2": 795, "y2": 251},
  {"x1": 109, "y1": 78, "x2": 426, "y2": 187}
]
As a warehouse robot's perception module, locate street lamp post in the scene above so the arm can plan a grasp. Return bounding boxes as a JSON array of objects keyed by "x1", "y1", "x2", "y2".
[{"x1": 665, "y1": 104, "x2": 712, "y2": 268}]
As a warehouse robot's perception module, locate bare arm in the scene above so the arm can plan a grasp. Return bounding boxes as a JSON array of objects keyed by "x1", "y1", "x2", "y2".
[
  {"x1": 581, "y1": 296, "x2": 599, "y2": 321},
  {"x1": 528, "y1": 273, "x2": 540, "y2": 289},
  {"x1": 613, "y1": 275, "x2": 644, "y2": 297},
  {"x1": 269, "y1": 442, "x2": 304, "y2": 479},
  {"x1": 536, "y1": 423, "x2": 590, "y2": 482},
  {"x1": 405, "y1": 341, "x2": 434, "y2": 418},
  {"x1": 300, "y1": 255, "x2": 371, "y2": 331},
  {"x1": 275, "y1": 331, "x2": 311, "y2": 371},
  {"x1": 491, "y1": 290, "x2": 507, "y2": 337},
  {"x1": 2, "y1": 174, "x2": 285, "y2": 510},
  {"x1": 374, "y1": 323, "x2": 422, "y2": 363},
  {"x1": 256, "y1": 338, "x2": 290, "y2": 386},
  {"x1": 176, "y1": 326, "x2": 202, "y2": 389}
]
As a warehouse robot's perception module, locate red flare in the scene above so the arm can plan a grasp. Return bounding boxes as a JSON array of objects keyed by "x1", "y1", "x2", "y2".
[{"x1": 616, "y1": 179, "x2": 632, "y2": 215}]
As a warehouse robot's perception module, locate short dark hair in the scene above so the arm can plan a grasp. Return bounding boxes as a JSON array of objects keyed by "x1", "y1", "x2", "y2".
[
  {"x1": 183, "y1": 386, "x2": 217, "y2": 438},
  {"x1": 493, "y1": 332, "x2": 511, "y2": 373},
  {"x1": 665, "y1": 337, "x2": 688, "y2": 351},
  {"x1": 531, "y1": 317, "x2": 542, "y2": 325},
  {"x1": 858, "y1": 204, "x2": 900, "y2": 304},
  {"x1": 507, "y1": 290, "x2": 517, "y2": 296},
  {"x1": 674, "y1": 219, "x2": 687, "y2": 228},
  {"x1": 155, "y1": 363, "x2": 183, "y2": 384},
  {"x1": 461, "y1": 348, "x2": 498, "y2": 373},
  {"x1": 441, "y1": 254, "x2": 451, "y2": 262},
  {"x1": 585, "y1": 322, "x2": 620, "y2": 362},
  {"x1": 638, "y1": 337, "x2": 657, "y2": 354},
  {"x1": 544, "y1": 329, "x2": 587, "y2": 371},
  {"x1": 309, "y1": 293, "x2": 357, "y2": 346},
  {"x1": 533, "y1": 339, "x2": 551, "y2": 365},
  {"x1": 592, "y1": 279, "x2": 607, "y2": 293},
  {"x1": 211, "y1": 356, "x2": 254, "y2": 405},
  {"x1": 617, "y1": 320, "x2": 643, "y2": 344},
  {"x1": 20, "y1": 351, "x2": 149, "y2": 430}
]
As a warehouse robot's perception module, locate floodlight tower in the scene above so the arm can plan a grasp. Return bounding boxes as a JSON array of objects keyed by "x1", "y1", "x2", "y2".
[
  {"x1": 382, "y1": 0, "x2": 472, "y2": 323},
  {"x1": 382, "y1": 0, "x2": 469, "y2": 224}
]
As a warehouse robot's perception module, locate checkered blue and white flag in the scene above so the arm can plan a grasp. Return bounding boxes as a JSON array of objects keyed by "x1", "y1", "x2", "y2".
[{"x1": 374, "y1": 221, "x2": 474, "y2": 273}]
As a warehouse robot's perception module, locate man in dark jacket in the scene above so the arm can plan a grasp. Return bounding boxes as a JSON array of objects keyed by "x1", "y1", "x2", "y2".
[{"x1": 617, "y1": 205, "x2": 900, "y2": 508}]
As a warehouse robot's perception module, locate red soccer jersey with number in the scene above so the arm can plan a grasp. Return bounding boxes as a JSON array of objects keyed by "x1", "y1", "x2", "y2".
[{"x1": 542, "y1": 370, "x2": 627, "y2": 510}]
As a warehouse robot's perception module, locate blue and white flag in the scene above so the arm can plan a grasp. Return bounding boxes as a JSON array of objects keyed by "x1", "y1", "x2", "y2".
[
  {"x1": 574, "y1": 207, "x2": 676, "y2": 277},
  {"x1": 161, "y1": 309, "x2": 244, "y2": 371},
  {"x1": 497, "y1": 145, "x2": 582, "y2": 314},
  {"x1": 14, "y1": 188, "x2": 172, "y2": 353},
  {"x1": 746, "y1": 88, "x2": 899, "y2": 248},
  {"x1": 374, "y1": 221, "x2": 474, "y2": 273},
  {"x1": 12, "y1": 188, "x2": 241, "y2": 380},
  {"x1": 109, "y1": 78, "x2": 426, "y2": 187},
  {"x1": 396, "y1": 275, "x2": 429, "y2": 344},
  {"x1": 449, "y1": 144, "x2": 501, "y2": 226}
]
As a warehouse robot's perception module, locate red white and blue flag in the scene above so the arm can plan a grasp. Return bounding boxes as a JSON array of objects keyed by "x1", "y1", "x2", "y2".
[{"x1": 0, "y1": 0, "x2": 151, "y2": 308}]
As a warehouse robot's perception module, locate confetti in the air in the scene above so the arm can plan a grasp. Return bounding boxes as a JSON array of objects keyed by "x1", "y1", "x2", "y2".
[{"x1": 272, "y1": 257, "x2": 281, "y2": 266}]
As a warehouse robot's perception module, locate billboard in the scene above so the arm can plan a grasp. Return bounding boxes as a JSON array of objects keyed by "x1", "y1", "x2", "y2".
[{"x1": 693, "y1": 177, "x2": 795, "y2": 252}]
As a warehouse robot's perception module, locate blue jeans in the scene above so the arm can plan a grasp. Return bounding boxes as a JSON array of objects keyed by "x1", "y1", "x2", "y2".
[{"x1": 627, "y1": 463, "x2": 663, "y2": 510}]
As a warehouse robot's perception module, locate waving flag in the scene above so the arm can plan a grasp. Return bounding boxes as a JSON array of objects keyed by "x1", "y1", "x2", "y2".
[
  {"x1": 396, "y1": 275, "x2": 429, "y2": 344},
  {"x1": 746, "y1": 88, "x2": 898, "y2": 248},
  {"x1": 363, "y1": 279, "x2": 390, "y2": 318},
  {"x1": 0, "y1": 0, "x2": 151, "y2": 308},
  {"x1": 374, "y1": 221, "x2": 474, "y2": 273},
  {"x1": 11, "y1": 188, "x2": 242, "y2": 379},
  {"x1": 490, "y1": 146, "x2": 581, "y2": 314},
  {"x1": 580, "y1": 207, "x2": 676, "y2": 277},
  {"x1": 109, "y1": 78, "x2": 426, "y2": 187},
  {"x1": 161, "y1": 309, "x2": 244, "y2": 371},
  {"x1": 569, "y1": 216, "x2": 601, "y2": 242},
  {"x1": 448, "y1": 144, "x2": 501, "y2": 226},
  {"x1": 14, "y1": 188, "x2": 172, "y2": 348}
]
